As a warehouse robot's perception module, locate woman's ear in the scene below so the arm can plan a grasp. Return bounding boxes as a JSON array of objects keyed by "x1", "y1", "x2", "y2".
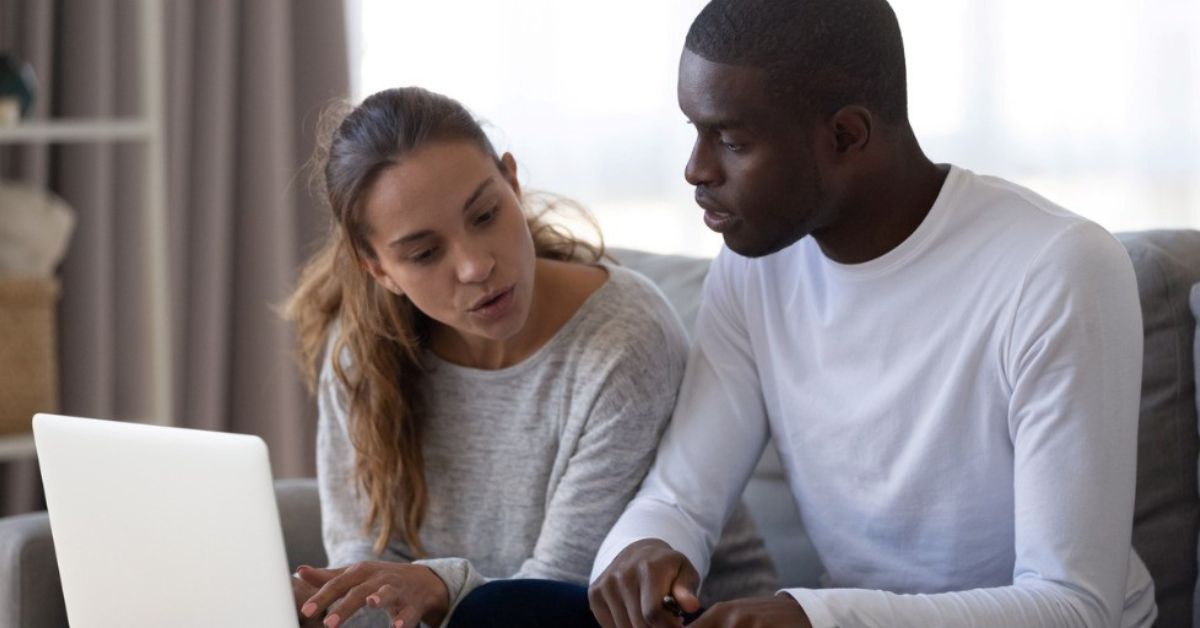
[
  {"x1": 362, "y1": 257, "x2": 404, "y2": 296},
  {"x1": 499, "y1": 152, "x2": 521, "y2": 197}
]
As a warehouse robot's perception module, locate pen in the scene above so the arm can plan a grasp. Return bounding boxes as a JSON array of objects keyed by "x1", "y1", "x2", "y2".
[{"x1": 662, "y1": 594, "x2": 685, "y2": 618}]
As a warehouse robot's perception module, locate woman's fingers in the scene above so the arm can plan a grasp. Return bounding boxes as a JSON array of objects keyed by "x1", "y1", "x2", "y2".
[
  {"x1": 370, "y1": 583, "x2": 422, "y2": 628},
  {"x1": 324, "y1": 580, "x2": 382, "y2": 628},
  {"x1": 301, "y1": 564, "x2": 371, "y2": 621},
  {"x1": 384, "y1": 601, "x2": 422, "y2": 628},
  {"x1": 367, "y1": 583, "x2": 400, "y2": 609},
  {"x1": 297, "y1": 564, "x2": 343, "y2": 587}
]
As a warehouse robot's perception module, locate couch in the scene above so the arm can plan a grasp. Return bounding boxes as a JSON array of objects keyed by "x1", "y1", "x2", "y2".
[{"x1": 2, "y1": 230, "x2": 1198, "y2": 628}]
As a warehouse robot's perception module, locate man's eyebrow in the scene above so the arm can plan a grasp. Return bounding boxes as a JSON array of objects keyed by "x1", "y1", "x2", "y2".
[
  {"x1": 689, "y1": 118, "x2": 748, "y2": 132},
  {"x1": 388, "y1": 177, "x2": 495, "y2": 248}
]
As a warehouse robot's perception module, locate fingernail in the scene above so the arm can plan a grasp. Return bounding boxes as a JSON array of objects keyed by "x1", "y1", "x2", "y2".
[
  {"x1": 367, "y1": 594, "x2": 380, "y2": 606},
  {"x1": 325, "y1": 614, "x2": 340, "y2": 628},
  {"x1": 393, "y1": 620, "x2": 404, "y2": 628},
  {"x1": 301, "y1": 602, "x2": 317, "y2": 617}
]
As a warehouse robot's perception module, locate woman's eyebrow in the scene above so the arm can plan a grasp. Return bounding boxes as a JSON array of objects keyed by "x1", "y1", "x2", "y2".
[
  {"x1": 462, "y1": 177, "x2": 494, "y2": 212},
  {"x1": 388, "y1": 177, "x2": 497, "y2": 248}
]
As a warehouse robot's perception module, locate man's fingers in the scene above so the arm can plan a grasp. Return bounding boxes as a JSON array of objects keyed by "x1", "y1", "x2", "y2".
[
  {"x1": 588, "y1": 583, "x2": 619, "y2": 628},
  {"x1": 669, "y1": 581, "x2": 701, "y2": 615},
  {"x1": 640, "y1": 573, "x2": 677, "y2": 627},
  {"x1": 618, "y1": 575, "x2": 655, "y2": 628}
]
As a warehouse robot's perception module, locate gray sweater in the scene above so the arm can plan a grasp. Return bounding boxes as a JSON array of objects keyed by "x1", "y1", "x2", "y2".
[{"x1": 317, "y1": 265, "x2": 778, "y2": 626}]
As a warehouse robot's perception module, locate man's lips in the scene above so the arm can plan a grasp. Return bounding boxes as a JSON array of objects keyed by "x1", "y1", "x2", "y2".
[
  {"x1": 696, "y1": 192, "x2": 740, "y2": 233},
  {"x1": 694, "y1": 191, "x2": 732, "y2": 217}
]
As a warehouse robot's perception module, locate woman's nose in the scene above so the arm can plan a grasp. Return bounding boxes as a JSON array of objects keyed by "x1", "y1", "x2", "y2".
[{"x1": 455, "y1": 248, "x2": 495, "y2": 285}]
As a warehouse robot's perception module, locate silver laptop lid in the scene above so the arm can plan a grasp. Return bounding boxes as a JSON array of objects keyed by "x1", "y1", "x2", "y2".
[{"x1": 33, "y1": 413, "x2": 295, "y2": 628}]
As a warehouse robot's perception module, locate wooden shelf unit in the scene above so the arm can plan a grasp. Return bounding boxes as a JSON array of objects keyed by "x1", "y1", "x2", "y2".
[{"x1": 0, "y1": 0, "x2": 171, "y2": 462}]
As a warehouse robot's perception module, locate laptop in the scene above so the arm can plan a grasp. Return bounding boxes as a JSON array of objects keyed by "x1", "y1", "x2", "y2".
[{"x1": 33, "y1": 413, "x2": 297, "y2": 628}]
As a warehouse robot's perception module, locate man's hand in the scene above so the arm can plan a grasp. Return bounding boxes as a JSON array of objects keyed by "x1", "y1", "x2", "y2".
[
  {"x1": 589, "y1": 538, "x2": 702, "y2": 628},
  {"x1": 688, "y1": 595, "x2": 812, "y2": 628},
  {"x1": 295, "y1": 561, "x2": 451, "y2": 628}
]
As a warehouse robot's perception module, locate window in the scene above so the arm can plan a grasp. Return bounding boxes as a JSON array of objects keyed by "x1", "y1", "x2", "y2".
[{"x1": 349, "y1": 0, "x2": 1200, "y2": 257}]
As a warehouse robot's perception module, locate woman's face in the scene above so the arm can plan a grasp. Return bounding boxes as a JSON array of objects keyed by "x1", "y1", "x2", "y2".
[{"x1": 359, "y1": 140, "x2": 536, "y2": 344}]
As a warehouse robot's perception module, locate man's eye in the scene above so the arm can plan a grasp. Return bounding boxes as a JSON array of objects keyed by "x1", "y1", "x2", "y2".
[{"x1": 722, "y1": 141, "x2": 743, "y2": 152}]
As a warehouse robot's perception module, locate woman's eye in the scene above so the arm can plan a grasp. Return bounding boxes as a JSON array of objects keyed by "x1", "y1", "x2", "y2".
[
  {"x1": 474, "y1": 206, "x2": 498, "y2": 226},
  {"x1": 410, "y1": 248, "x2": 437, "y2": 263}
]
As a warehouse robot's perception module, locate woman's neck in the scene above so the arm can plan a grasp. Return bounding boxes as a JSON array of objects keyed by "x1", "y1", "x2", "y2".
[{"x1": 429, "y1": 257, "x2": 608, "y2": 370}]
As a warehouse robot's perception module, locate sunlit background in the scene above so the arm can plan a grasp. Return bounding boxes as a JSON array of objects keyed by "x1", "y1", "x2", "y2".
[{"x1": 347, "y1": 0, "x2": 1200, "y2": 258}]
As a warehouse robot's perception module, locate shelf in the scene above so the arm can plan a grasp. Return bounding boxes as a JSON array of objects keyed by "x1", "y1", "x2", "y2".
[
  {"x1": 0, "y1": 433, "x2": 35, "y2": 461},
  {"x1": 0, "y1": 118, "x2": 152, "y2": 144}
]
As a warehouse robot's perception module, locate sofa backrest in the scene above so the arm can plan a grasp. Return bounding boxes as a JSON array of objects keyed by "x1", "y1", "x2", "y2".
[
  {"x1": 1190, "y1": 283, "x2": 1200, "y2": 628},
  {"x1": 1117, "y1": 231, "x2": 1200, "y2": 628},
  {"x1": 611, "y1": 230, "x2": 1200, "y2": 627}
]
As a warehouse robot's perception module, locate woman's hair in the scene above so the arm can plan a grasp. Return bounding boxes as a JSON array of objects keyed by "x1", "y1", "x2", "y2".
[{"x1": 285, "y1": 87, "x2": 603, "y2": 556}]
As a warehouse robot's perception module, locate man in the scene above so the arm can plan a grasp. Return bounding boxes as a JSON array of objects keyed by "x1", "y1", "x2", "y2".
[{"x1": 587, "y1": 0, "x2": 1158, "y2": 626}]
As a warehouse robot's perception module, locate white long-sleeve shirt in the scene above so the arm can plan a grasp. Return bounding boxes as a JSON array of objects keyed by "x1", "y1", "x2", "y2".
[{"x1": 593, "y1": 165, "x2": 1158, "y2": 628}]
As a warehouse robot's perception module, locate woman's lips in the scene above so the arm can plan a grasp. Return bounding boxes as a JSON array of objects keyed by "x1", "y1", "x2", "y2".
[{"x1": 469, "y1": 286, "x2": 515, "y2": 321}]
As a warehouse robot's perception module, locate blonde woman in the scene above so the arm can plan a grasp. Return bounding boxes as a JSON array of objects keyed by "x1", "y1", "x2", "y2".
[{"x1": 284, "y1": 87, "x2": 776, "y2": 628}]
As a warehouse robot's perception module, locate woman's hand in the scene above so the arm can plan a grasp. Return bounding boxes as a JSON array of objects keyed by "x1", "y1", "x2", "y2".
[
  {"x1": 292, "y1": 574, "x2": 327, "y2": 627},
  {"x1": 295, "y1": 561, "x2": 451, "y2": 628}
]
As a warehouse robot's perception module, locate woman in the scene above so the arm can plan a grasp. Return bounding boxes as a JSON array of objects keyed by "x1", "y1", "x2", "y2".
[{"x1": 284, "y1": 87, "x2": 776, "y2": 628}]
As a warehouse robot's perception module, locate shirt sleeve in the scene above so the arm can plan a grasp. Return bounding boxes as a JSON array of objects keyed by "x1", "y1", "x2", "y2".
[
  {"x1": 315, "y1": 352, "x2": 412, "y2": 628},
  {"x1": 316, "y1": 355, "x2": 409, "y2": 569},
  {"x1": 780, "y1": 223, "x2": 1146, "y2": 627},
  {"x1": 592, "y1": 250, "x2": 772, "y2": 584}
]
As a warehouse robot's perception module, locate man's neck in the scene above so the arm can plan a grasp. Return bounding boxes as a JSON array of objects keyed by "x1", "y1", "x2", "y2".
[{"x1": 813, "y1": 143, "x2": 948, "y2": 266}]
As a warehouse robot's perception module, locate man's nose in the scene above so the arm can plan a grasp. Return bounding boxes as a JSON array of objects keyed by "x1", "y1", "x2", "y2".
[{"x1": 684, "y1": 138, "x2": 721, "y2": 187}]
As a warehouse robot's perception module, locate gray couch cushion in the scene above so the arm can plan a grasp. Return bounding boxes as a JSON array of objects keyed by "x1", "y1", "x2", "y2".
[
  {"x1": 1118, "y1": 231, "x2": 1200, "y2": 628},
  {"x1": 607, "y1": 248, "x2": 709, "y2": 334},
  {"x1": 276, "y1": 477, "x2": 327, "y2": 572},
  {"x1": 1191, "y1": 282, "x2": 1200, "y2": 628}
]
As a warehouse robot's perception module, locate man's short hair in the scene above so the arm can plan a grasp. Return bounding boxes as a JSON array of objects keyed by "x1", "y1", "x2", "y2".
[{"x1": 685, "y1": 0, "x2": 908, "y2": 123}]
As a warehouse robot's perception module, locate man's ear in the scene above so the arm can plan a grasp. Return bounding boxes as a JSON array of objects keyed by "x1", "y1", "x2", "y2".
[
  {"x1": 362, "y1": 256, "x2": 403, "y2": 296},
  {"x1": 829, "y1": 105, "x2": 873, "y2": 156},
  {"x1": 499, "y1": 152, "x2": 521, "y2": 197}
]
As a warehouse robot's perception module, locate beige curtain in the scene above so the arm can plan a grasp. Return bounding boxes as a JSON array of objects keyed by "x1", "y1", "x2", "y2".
[{"x1": 0, "y1": 0, "x2": 349, "y2": 515}]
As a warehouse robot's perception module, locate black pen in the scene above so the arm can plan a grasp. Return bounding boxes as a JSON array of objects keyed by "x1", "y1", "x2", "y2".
[{"x1": 662, "y1": 594, "x2": 685, "y2": 618}]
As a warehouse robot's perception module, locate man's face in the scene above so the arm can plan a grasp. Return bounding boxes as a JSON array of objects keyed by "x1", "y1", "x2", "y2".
[{"x1": 678, "y1": 49, "x2": 833, "y2": 257}]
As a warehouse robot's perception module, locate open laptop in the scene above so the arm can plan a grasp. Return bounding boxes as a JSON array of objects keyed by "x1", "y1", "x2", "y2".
[{"x1": 33, "y1": 413, "x2": 297, "y2": 628}]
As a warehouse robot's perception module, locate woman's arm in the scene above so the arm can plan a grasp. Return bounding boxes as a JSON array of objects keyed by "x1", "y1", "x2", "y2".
[{"x1": 316, "y1": 357, "x2": 409, "y2": 568}]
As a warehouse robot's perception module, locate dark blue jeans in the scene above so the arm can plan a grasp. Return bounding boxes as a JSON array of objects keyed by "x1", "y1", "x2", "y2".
[
  {"x1": 447, "y1": 579, "x2": 704, "y2": 628},
  {"x1": 447, "y1": 579, "x2": 600, "y2": 628}
]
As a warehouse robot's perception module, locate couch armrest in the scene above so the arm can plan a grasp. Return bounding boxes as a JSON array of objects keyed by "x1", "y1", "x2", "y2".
[
  {"x1": 0, "y1": 478, "x2": 326, "y2": 628},
  {"x1": 276, "y1": 477, "x2": 327, "y2": 572},
  {"x1": 0, "y1": 511, "x2": 66, "y2": 628}
]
